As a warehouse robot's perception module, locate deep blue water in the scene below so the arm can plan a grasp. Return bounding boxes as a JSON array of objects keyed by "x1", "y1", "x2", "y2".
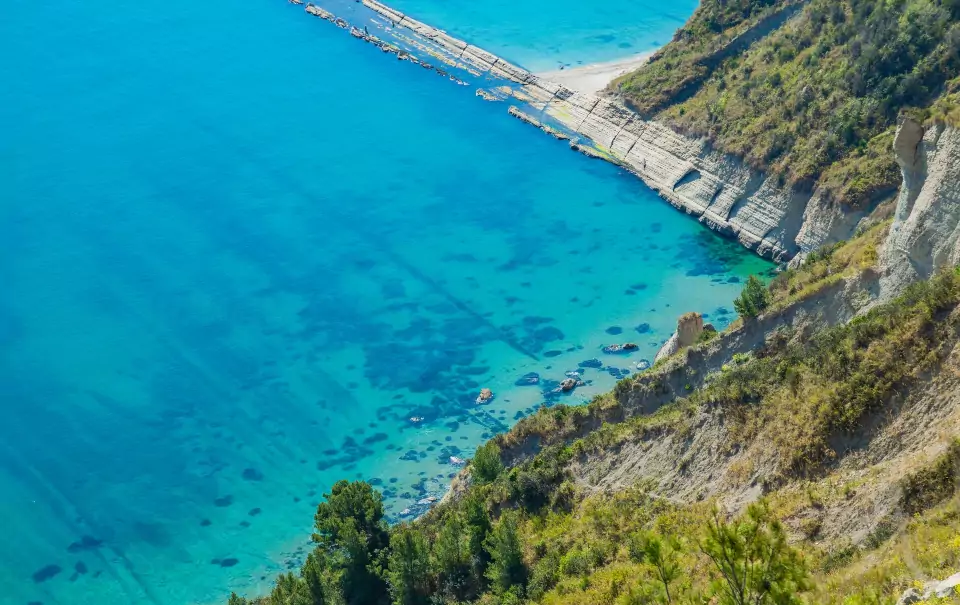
[{"x1": 0, "y1": 0, "x2": 766, "y2": 603}]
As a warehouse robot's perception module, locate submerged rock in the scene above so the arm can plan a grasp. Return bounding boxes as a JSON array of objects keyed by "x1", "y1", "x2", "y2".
[
  {"x1": 514, "y1": 372, "x2": 540, "y2": 386},
  {"x1": 603, "y1": 343, "x2": 639, "y2": 354}
]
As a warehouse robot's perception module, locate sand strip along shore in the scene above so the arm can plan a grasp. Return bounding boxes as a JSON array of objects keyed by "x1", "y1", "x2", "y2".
[{"x1": 536, "y1": 52, "x2": 655, "y2": 95}]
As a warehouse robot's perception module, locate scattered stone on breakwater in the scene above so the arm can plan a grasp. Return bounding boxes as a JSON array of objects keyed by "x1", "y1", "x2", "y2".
[
  {"x1": 476, "y1": 89, "x2": 500, "y2": 102},
  {"x1": 302, "y1": 2, "x2": 469, "y2": 86},
  {"x1": 570, "y1": 141, "x2": 611, "y2": 161},
  {"x1": 508, "y1": 106, "x2": 574, "y2": 142},
  {"x1": 305, "y1": 4, "x2": 334, "y2": 20},
  {"x1": 542, "y1": 124, "x2": 570, "y2": 141},
  {"x1": 508, "y1": 106, "x2": 541, "y2": 128}
]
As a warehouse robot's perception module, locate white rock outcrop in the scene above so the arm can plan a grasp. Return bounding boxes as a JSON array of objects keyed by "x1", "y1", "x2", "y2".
[
  {"x1": 880, "y1": 118, "x2": 960, "y2": 299},
  {"x1": 897, "y1": 571, "x2": 960, "y2": 604},
  {"x1": 655, "y1": 313, "x2": 704, "y2": 362}
]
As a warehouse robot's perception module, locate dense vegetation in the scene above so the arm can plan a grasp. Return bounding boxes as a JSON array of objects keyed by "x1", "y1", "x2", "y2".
[
  {"x1": 616, "y1": 0, "x2": 960, "y2": 207},
  {"x1": 228, "y1": 481, "x2": 809, "y2": 605},
  {"x1": 229, "y1": 259, "x2": 960, "y2": 605}
]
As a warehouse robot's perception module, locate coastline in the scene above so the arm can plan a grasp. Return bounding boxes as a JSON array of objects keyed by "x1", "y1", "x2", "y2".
[{"x1": 535, "y1": 52, "x2": 654, "y2": 95}]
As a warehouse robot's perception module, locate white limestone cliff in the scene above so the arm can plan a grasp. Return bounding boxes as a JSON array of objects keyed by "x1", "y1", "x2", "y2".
[
  {"x1": 332, "y1": 0, "x2": 886, "y2": 264},
  {"x1": 510, "y1": 79, "x2": 877, "y2": 263},
  {"x1": 879, "y1": 118, "x2": 960, "y2": 298}
]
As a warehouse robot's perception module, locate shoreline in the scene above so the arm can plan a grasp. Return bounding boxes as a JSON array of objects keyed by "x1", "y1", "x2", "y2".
[{"x1": 535, "y1": 52, "x2": 655, "y2": 95}]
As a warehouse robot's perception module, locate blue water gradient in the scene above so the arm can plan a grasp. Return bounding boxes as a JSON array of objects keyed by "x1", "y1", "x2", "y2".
[
  {"x1": 388, "y1": 0, "x2": 698, "y2": 70},
  {"x1": 0, "y1": 0, "x2": 768, "y2": 603}
]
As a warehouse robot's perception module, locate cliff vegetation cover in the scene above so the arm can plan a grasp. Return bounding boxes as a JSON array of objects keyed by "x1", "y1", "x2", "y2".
[{"x1": 616, "y1": 0, "x2": 960, "y2": 207}]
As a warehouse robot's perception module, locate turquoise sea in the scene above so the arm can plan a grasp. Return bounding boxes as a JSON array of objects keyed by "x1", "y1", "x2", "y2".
[{"x1": 0, "y1": 0, "x2": 769, "y2": 603}]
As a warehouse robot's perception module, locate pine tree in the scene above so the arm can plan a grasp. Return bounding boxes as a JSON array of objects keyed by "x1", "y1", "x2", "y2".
[
  {"x1": 227, "y1": 593, "x2": 248, "y2": 605},
  {"x1": 483, "y1": 512, "x2": 527, "y2": 595},
  {"x1": 471, "y1": 442, "x2": 504, "y2": 484},
  {"x1": 733, "y1": 275, "x2": 770, "y2": 319},
  {"x1": 463, "y1": 493, "x2": 492, "y2": 581},
  {"x1": 702, "y1": 501, "x2": 808, "y2": 605},
  {"x1": 270, "y1": 573, "x2": 313, "y2": 605},
  {"x1": 385, "y1": 525, "x2": 431, "y2": 605},
  {"x1": 312, "y1": 480, "x2": 390, "y2": 605},
  {"x1": 432, "y1": 514, "x2": 474, "y2": 600}
]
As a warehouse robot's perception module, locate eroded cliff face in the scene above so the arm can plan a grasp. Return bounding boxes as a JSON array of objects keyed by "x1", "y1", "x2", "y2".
[
  {"x1": 509, "y1": 82, "x2": 877, "y2": 263},
  {"x1": 880, "y1": 119, "x2": 960, "y2": 298},
  {"x1": 315, "y1": 0, "x2": 878, "y2": 263}
]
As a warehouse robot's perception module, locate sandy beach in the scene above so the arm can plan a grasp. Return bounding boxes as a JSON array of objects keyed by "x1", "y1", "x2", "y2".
[{"x1": 536, "y1": 52, "x2": 655, "y2": 94}]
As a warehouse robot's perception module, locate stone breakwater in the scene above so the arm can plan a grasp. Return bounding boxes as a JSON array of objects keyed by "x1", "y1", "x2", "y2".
[{"x1": 297, "y1": 0, "x2": 870, "y2": 263}]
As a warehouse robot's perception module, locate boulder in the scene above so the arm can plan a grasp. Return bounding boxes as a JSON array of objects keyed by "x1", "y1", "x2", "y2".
[
  {"x1": 655, "y1": 312, "x2": 704, "y2": 362},
  {"x1": 896, "y1": 572, "x2": 960, "y2": 604},
  {"x1": 896, "y1": 588, "x2": 921, "y2": 605},
  {"x1": 929, "y1": 571, "x2": 960, "y2": 598},
  {"x1": 677, "y1": 312, "x2": 704, "y2": 347},
  {"x1": 603, "y1": 343, "x2": 639, "y2": 354}
]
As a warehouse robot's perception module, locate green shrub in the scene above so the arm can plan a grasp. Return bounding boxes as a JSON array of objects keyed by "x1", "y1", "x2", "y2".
[
  {"x1": 734, "y1": 275, "x2": 770, "y2": 319},
  {"x1": 901, "y1": 440, "x2": 960, "y2": 515},
  {"x1": 559, "y1": 549, "x2": 592, "y2": 577},
  {"x1": 702, "y1": 501, "x2": 808, "y2": 605},
  {"x1": 527, "y1": 552, "x2": 561, "y2": 600},
  {"x1": 472, "y1": 442, "x2": 504, "y2": 484}
]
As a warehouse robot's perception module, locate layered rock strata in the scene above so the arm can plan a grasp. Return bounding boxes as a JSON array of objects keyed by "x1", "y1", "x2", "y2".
[{"x1": 309, "y1": 0, "x2": 878, "y2": 263}]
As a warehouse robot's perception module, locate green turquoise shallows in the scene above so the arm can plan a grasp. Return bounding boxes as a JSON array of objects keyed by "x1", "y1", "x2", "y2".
[{"x1": 0, "y1": 0, "x2": 767, "y2": 603}]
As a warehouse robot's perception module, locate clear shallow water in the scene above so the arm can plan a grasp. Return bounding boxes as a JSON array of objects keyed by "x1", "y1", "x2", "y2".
[
  {"x1": 389, "y1": 0, "x2": 698, "y2": 71},
  {"x1": 0, "y1": 0, "x2": 769, "y2": 603}
]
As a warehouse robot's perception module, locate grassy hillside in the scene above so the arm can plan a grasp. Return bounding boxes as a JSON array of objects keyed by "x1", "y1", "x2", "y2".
[
  {"x1": 615, "y1": 0, "x2": 960, "y2": 208},
  {"x1": 227, "y1": 239, "x2": 960, "y2": 605}
]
